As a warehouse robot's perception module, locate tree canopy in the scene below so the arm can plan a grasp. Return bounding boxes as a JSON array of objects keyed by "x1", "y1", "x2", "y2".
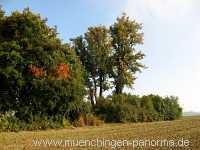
[
  {"x1": 72, "y1": 14, "x2": 145, "y2": 104},
  {"x1": 0, "y1": 8, "x2": 85, "y2": 123},
  {"x1": 110, "y1": 14, "x2": 145, "y2": 94}
]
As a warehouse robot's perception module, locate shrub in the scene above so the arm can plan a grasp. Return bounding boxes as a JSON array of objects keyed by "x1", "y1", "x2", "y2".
[
  {"x1": 73, "y1": 115, "x2": 86, "y2": 127},
  {"x1": 95, "y1": 98, "x2": 119, "y2": 122},
  {"x1": 85, "y1": 114, "x2": 104, "y2": 126},
  {"x1": 163, "y1": 96, "x2": 182, "y2": 120},
  {"x1": 95, "y1": 94, "x2": 182, "y2": 123},
  {"x1": 66, "y1": 101, "x2": 92, "y2": 123},
  {"x1": 0, "y1": 111, "x2": 66, "y2": 131},
  {"x1": 62, "y1": 118, "x2": 72, "y2": 128},
  {"x1": 73, "y1": 113, "x2": 104, "y2": 127},
  {"x1": 118, "y1": 104, "x2": 139, "y2": 122}
]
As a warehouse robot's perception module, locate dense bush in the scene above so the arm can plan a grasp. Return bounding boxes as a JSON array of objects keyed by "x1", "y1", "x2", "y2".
[
  {"x1": 95, "y1": 94, "x2": 182, "y2": 123},
  {"x1": 0, "y1": 8, "x2": 85, "y2": 126},
  {"x1": 0, "y1": 100, "x2": 93, "y2": 131},
  {"x1": 0, "y1": 111, "x2": 64, "y2": 131}
]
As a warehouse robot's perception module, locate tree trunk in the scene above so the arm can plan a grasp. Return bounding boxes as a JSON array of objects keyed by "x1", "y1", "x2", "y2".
[
  {"x1": 89, "y1": 87, "x2": 95, "y2": 107},
  {"x1": 115, "y1": 78, "x2": 123, "y2": 94},
  {"x1": 99, "y1": 71, "x2": 103, "y2": 97},
  {"x1": 92, "y1": 77, "x2": 97, "y2": 103}
]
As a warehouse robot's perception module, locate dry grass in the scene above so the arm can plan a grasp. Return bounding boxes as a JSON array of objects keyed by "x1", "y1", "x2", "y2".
[{"x1": 0, "y1": 116, "x2": 199, "y2": 150}]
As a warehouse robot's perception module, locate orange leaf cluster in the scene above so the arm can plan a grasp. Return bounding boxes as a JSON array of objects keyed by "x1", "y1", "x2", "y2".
[
  {"x1": 55, "y1": 63, "x2": 71, "y2": 80},
  {"x1": 28, "y1": 63, "x2": 71, "y2": 80},
  {"x1": 28, "y1": 64, "x2": 45, "y2": 79}
]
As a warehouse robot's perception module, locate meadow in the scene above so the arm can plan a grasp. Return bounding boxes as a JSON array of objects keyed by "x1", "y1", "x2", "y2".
[{"x1": 0, "y1": 116, "x2": 199, "y2": 150}]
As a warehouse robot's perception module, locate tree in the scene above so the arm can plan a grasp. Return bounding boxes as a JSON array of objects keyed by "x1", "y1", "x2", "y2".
[
  {"x1": 71, "y1": 36, "x2": 96, "y2": 106},
  {"x1": 110, "y1": 14, "x2": 145, "y2": 94},
  {"x1": 0, "y1": 8, "x2": 85, "y2": 122},
  {"x1": 85, "y1": 27, "x2": 112, "y2": 97},
  {"x1": 71, "y1": 26, "x2": 112, "y2": 106}
]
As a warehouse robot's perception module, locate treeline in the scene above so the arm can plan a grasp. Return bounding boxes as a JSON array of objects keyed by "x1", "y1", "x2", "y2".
[
  {"x1": 95, "y1": 94, "x2": 182, "y2": 123},
  {"x1": 0, "y1": 8, "x2": 182, "y2": 131}
]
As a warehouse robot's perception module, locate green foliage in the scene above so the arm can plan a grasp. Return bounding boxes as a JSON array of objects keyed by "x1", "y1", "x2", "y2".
[
  {"x1": 0, "y1": 8, "x2": 85, "y2": 125},
  {"x1": 0, "y1": 111, "x2": 64, "y2": 131},
  {"x1": 72, "y1": 14, "x2": 145, "y2": 104},
  {"x1": 71, "y1": 26, "x2": 112, "y2": 106},
  {"x1": 110, "y1": 14, "x2": 145, "y2": 94},
  {"x1": 95, "y1": 94, "x2": 182, "y2": 123},
  {"x1": 163, "y1": 96, "x2": 183, "y2": 120}
]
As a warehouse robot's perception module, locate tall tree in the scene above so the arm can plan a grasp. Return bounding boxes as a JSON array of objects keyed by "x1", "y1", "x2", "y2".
[
  {"x1": 71, "y1": 36, "x2": 96, "y2": 106},
  {"x1": 72, "y1": 26, "x2": 112, "y2": 105},
  {"x1": 0, "y1": 8, "x2": 85, "y2": 122},
  {"x1": 85, "y1": 27, "x2": 112, "y2": 97},
  {"x1": 110, "y1": 14, "x2": 145, "y2": 94}
]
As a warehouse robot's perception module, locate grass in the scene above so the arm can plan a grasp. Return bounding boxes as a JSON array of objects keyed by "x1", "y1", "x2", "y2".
[{"x1": 0, "y1": 116, "x2": 199, "y2": 150}]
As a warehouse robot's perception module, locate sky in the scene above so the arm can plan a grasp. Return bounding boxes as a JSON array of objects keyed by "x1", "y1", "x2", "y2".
[{"x1": 1, "y1": 0, "x2": 200, "y2": 112}]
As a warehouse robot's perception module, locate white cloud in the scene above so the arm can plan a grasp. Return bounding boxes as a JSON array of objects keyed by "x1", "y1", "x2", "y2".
[
  {"x1": 122, "y1": 0, "x2": 200, "y2": 112},
  {"x1": 124, "y1": 0, "x2": 199, "y2": 21}
]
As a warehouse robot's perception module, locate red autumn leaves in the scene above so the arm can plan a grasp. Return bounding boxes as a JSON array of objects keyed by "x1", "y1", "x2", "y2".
[
  {"x1": 49, "y1": 64, "x2": 71, "y2": 80},
  {"x1": 28, "y1": 64, "x2": 45, "y2": 79},
  {"x1": 28, "y1": 63, "x2": 71, "y2": 80}
]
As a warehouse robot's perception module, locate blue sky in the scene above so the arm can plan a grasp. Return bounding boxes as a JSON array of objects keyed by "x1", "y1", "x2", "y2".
[{"x1": 1, "y1": 0, "x2": 200, "y2": 112}]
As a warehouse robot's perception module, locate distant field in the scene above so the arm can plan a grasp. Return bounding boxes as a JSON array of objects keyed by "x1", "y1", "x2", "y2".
[{"x1": 0, "y1": 116, "x2": 199, "y2": 150}]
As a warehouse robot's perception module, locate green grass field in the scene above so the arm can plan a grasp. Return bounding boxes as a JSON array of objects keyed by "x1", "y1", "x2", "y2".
[{"x1": 0, "y1": 116, "x2": 199, "y2": 150}]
